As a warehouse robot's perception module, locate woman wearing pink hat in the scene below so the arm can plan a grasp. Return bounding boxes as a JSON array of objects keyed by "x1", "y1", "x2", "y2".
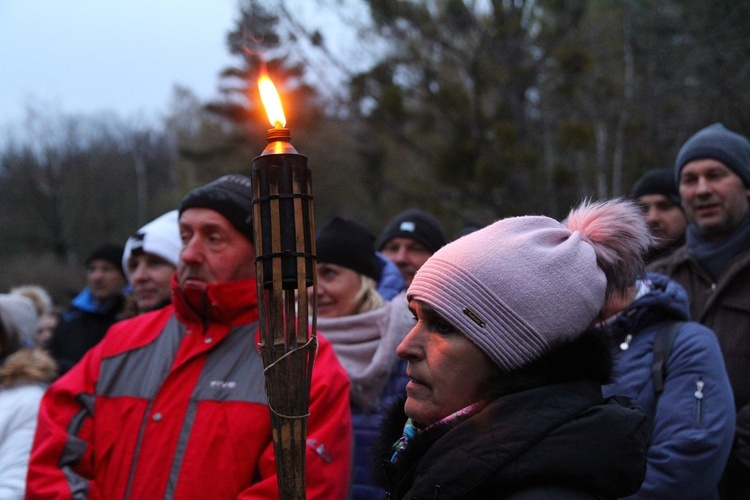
[{"x1": 373, "y1": 199, "x2": 651, "y2": 499}]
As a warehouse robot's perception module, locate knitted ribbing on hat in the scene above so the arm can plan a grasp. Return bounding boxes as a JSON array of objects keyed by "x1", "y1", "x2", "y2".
[
  {"x1": 408, "y1": 216, "x2": 606, "y2": 373},
  {"x1": 675, "y1": 123, "x2": 750, "y2": 187}
]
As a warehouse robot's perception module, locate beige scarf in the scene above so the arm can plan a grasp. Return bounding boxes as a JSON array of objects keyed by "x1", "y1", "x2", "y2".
[{"x1": 316, "y1": 292, "x2": 414, "y2": 410}]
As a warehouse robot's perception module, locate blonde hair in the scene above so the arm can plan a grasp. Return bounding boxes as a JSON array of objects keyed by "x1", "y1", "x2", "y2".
[
  {"x1": 0, "y1": 348, "x2": 58, "y2": 388},
  {"x1": 354, "y1": 276, "x2": 384, "y2": 314}
]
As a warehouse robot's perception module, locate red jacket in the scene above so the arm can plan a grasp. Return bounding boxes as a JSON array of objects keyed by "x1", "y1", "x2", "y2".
[{"x1": 27, "y1": 277, "x2": 352, "y2": 499}]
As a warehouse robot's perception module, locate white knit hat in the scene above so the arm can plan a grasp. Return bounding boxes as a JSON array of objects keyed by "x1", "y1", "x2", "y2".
[
  {"x1": 407, "y1": 199, "x2": 650, "y2": 373},
  {"x1": 122, "y1": 210, "x2": 181, "y2": 280},
  {"x1": 0, "y1": 294, "x2": 38, "y2": 348}
]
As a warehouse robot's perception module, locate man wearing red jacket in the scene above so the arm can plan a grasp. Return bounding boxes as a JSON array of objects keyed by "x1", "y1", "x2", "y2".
[{"x1": 27, "y1": 175, "x2": 353, "y2": 499}]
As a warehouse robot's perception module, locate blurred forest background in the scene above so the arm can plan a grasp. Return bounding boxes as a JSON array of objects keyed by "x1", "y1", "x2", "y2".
[{"x1": 2, "y1": 0, "x2": 750, "y2": 304}]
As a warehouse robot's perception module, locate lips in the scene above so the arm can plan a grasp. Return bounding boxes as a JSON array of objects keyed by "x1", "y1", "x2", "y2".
[
  {"x1": 694, "y1": 203, "x2": 720, "y2": 217},
  {"x1": 406, "y1": 370, "x2": 428, "y2": 388},
  {"x1": 317, "y1": 302, "x2": 334, "y2": 312},
  {"x1": 134, "y1": 287, "x2": 158, "y2": 298}
]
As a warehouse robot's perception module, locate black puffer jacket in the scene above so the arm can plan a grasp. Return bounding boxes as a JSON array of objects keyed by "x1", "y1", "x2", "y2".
[{"x1": 374, "y1": 380, "x2": 647, "y2": 500}]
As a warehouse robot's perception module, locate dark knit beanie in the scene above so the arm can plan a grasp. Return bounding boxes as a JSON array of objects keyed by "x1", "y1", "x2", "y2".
[
  {"x1": 86, "y1": 243, "x2": 125, "y2": 276},
  {"x1": 178, "y1": 175, "x2": 254, "y2": 242},
  {"x1": 377, "y1": 209, "x2": 447, "y2": 254},
  {"x1": 675, "y1": 123, "x2": 750, "y2": 187},
  {"x1": 316, "y1": 217, "x2": 381, "y2": 281},
  {"x1": 631, "y1": 168, "x2": 680, "y2": 206}
]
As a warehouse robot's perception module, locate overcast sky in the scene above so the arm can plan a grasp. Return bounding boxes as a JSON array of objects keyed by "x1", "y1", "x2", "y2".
[{"x1": 0, "y1": 0, "x2": 239, "y2": 130}]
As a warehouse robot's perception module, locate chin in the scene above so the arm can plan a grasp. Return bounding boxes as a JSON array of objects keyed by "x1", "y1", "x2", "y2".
[{"x1": 403, "y1": 399, "x2": 433, "y2": 427}]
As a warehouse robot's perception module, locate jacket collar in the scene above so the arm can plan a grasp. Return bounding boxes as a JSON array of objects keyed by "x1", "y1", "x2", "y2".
[{"x1": 171, "y1": 274, "x2": 258, "y2": 326}]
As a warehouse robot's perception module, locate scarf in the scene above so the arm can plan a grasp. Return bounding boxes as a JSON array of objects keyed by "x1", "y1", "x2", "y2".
[
  {"x1": 390, "y1": 401, "x2": 484, "y2": 463},
  {"x1": 687, "y1": 210, "x2": 750, "y2": 281},
  {"x1": 316, "y1": 292, "x2": 415, "y2": 410}
]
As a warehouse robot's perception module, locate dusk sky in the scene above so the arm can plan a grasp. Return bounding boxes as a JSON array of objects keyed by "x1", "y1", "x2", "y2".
[{"x1": 1, "y1": 0, "x2": 239, "y2": 130}]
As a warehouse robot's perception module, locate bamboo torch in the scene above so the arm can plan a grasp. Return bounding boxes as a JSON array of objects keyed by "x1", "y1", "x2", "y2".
[{"x1": 251, "y1": 72, "x2": 317, "y2": 500}]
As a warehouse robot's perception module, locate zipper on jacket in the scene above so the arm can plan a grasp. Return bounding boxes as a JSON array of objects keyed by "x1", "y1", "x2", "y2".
[
  {"x1": 381, "y1": 460, "x2": 394, "y2": 499},
  {"x1": 619, "y1": 334, "x2": 633, "y2": 351},
  {"x1": 694, "y1": 378, "x2": 704, "y2": 425}
]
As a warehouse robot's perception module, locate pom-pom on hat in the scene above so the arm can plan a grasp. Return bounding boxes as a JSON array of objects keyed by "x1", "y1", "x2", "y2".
[
  {"x1": 86, "y1": 243, "x2": 125, "y2": 277},
  {"x1": 122, "y1": 210, "x2": 181, "y2": 280},
  {"x1": 631, "y1": 168, "x2": 680, "y2": 206},
  {"x1": 179, "y1": 175, "x2": 254, "y2": 242},
  {"x1": 316, "y1": 216, "x2": 382, "y2": 281},
  {"x1": 377, "y1": 209, "x2": 447, "y2": 254},
  {"x1": 674, "y1": 123, "x2": 750, "y2": 187},
  {"x1": 408, "y1": 199, "x2": 648, "y2": 373}
]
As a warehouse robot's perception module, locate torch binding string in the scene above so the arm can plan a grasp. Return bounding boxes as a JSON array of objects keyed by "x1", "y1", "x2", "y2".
[
  {"x1": 262, "y1": 336, "x2": 317, "y2": 420},
  {"x1": 250, "y1": 193, "x2": 313, "y2": 205},
  {"x1": 254, "y1": 251, "x2": 315, "y2": 263}
]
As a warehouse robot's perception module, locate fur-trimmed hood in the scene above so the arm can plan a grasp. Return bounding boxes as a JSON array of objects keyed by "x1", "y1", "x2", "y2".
[{"x1": 0, "y1": 348, "x2": 57, "y2": 388}]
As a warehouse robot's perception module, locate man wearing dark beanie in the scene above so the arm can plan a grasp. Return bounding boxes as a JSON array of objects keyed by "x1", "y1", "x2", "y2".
[
  {"x1": 649, "y1": 123, "x2": 750, "y2": 499},
  {"x1": 49, "y1": 242, "x2": 127, "y2": 375},
  {"x1": 377, "y1": 208, "x2": 447, "y2": 286},
  {"x1": 631, "y1": 168, "x2": 687, "y2": 263},
  {"x1": 28, "y1": 175, "x2": 353, "y2": 498}
]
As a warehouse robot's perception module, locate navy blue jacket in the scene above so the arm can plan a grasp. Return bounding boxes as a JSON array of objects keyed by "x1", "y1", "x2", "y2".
[
  {"x1": 49, "y1": 287, "x2": 125, "y2": 376},
  {"x1": 601, "y1": 273, "x2": 735, "y2": 499},
  {"x1": 352, "y1": 359, "x2": 408, "y2": 499}
]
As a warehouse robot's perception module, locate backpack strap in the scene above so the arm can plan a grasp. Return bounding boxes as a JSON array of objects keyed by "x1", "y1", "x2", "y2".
[{"x1": 652, "y1": 321, "x2": 684, "y2": 396}]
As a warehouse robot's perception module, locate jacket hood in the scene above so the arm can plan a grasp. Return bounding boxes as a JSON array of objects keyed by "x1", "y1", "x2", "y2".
[{"x1": 604, "y1": 273, "x2": 689, "y2": 343}]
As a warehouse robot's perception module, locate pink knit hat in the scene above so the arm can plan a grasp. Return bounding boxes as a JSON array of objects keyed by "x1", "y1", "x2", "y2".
[{"x1": 408, "y1": 199, "x2": 650, "y2": 373}]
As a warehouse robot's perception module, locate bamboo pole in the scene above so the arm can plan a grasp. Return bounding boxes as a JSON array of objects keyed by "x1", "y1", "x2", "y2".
[{"x1": 252, "y1": 129, "x2": 317, "y2": 500}]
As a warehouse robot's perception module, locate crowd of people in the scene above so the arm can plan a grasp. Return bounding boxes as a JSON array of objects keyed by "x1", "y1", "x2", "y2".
[{"x1": 0, "y1": 121, "x2": 748, "y2": 499}]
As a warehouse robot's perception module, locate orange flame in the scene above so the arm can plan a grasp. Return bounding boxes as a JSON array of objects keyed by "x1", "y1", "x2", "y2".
[{"x1": 258, "y1": 74, "x2": 286, "y2": 128}]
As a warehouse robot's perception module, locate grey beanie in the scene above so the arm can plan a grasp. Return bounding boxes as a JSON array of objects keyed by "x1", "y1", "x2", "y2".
[
  {"x1": 377, "y1": 209, "x2": 447, "y2": 254},
  {"x1": 179, "y1": 175, "x2": 254, "y2": 242},
  {"x1": 408, "y1": 215, "x2": 606, "y2": 373},
  {"x1": 674, "y1": 123, "x2": 750, "y2": 187}
]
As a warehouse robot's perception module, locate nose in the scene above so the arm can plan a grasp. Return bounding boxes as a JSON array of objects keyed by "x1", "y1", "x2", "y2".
[
  {"x1": 308, "y1": 278, "x2": 324, "y2": 300},
  {"x1": 88, "y1": 267, "x2": 105, "y2": 282},
  {"x1": 396, "y1": 324, "x2": 423, "y2": 360},
  {"x1": 392, "y1": 246, "x2": 409, "y2": 264},
  {"x1": 645, "y1": 206, "x2": 659, "y2": 224},
  {"x1": 695, "y1": 175, "x2": 712, "y2": 196},
  {"x1": 131, "y1": 262, "x2": 148, "y2": 283},
  {"x1": 180, "y1": 236, "x2": 203, "y2": 265}
]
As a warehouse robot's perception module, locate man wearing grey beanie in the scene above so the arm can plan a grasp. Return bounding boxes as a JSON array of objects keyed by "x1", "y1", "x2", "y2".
[
  {"x1": 650, "y1": 122, "x2": 750, "y2": 499},
  {"x1": 27, "y1": 175, "x2": 354, "y2": 498},
  {"x1": 373, "y1": 199, "x2": 649, "y2": 499}
]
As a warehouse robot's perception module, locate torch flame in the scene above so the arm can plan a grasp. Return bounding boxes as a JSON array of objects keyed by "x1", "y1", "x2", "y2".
[{"x1": 259, "y1": 74, "x2": 286, "y2": 128}]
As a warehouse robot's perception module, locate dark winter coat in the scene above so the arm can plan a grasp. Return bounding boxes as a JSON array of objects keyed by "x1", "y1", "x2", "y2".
[
  {"x1": 649, "y1": 246, "x2": 750, "y2": 473},
  {"x1": 374, "y1": 379, "x2": 647, "y2": 499},
  {"x1": 49, "y1": 288, "x2": 125, "y2": 375},
  {"x1": 600, "y1": 273, "x2": 735, "y2": 499}
]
